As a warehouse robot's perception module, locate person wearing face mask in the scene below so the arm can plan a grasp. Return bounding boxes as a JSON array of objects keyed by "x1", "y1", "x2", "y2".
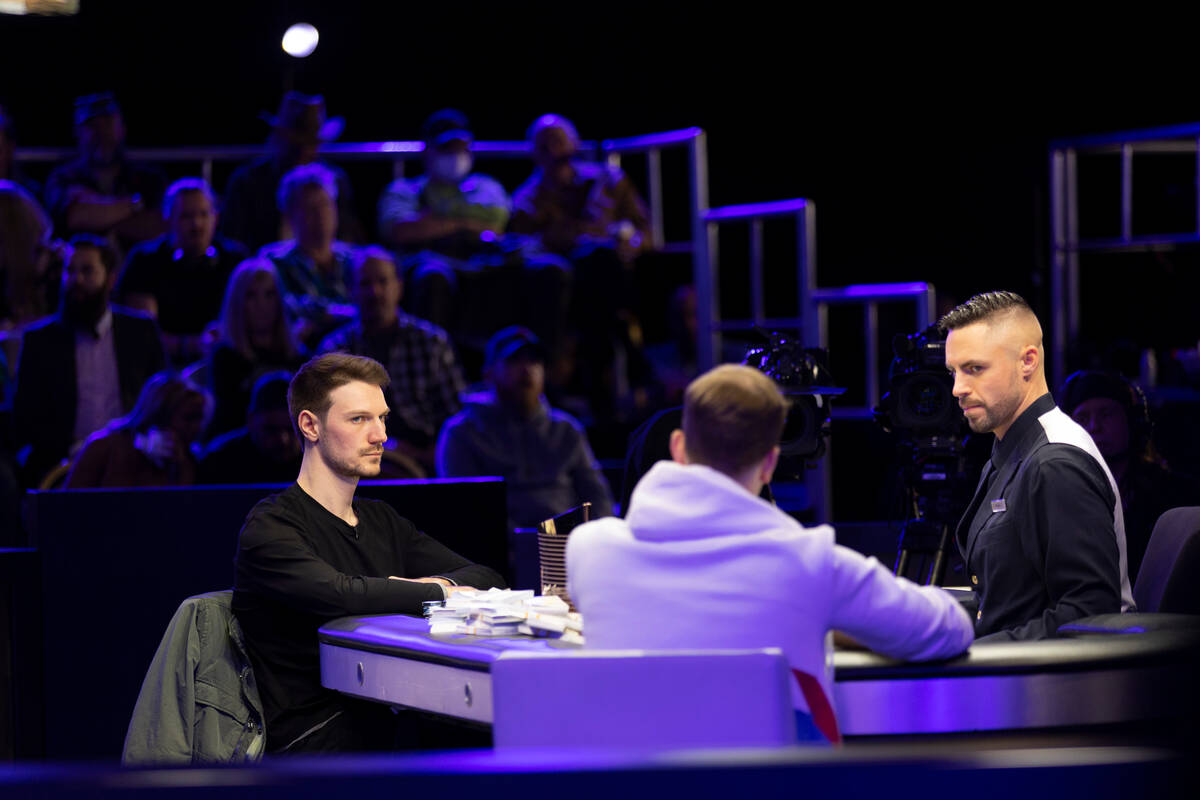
[{"x1": 378, "y1": 110, "x2": 568, "y2": 373}]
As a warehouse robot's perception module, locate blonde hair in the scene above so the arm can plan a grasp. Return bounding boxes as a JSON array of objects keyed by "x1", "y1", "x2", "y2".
[
  {"x1": 216, "y1": 259, "x2": 299, "y2": 361},
  {"x1": 682, "y1": 364, "x2": 789, "y2": 476}
]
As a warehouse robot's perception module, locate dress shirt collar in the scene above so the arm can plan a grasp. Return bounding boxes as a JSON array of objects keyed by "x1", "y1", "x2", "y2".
[{"x1": 991, "y1": 392, "x2": 1055, "y2": 471}]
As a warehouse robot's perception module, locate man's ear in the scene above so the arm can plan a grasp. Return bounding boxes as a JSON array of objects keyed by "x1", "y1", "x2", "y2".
[
  {"x1": 668, "y1": 429, "x2": 688, "y2": 465},
  {"x1": 1020, "y1": 344, "x2": 1039, "y2": 379},
  {"x1": 759, "y1": 445, "x2": 781, "y2": 486},
  {"x1": 297, "y1": 410, "x2": 321, "y2": 444}
]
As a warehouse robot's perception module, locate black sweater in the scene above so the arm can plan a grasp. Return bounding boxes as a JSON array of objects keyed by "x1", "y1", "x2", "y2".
[{"x1": 233, "y1": 482, "x2": 505, "y2": 751}]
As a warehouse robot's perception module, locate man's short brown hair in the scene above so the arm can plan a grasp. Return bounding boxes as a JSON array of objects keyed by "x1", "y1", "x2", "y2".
[
  {"x1": 682, "y1": 364, "x2": 789, "y2": 476},
  {"x1": 287, "y1": 353, "x2": 390, "y2": 438},
  {"x1": 938, "y1": 290, "x2": 1032, "y2": 333}
]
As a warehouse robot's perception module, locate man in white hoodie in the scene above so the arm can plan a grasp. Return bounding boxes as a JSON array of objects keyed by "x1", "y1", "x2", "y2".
[{"x1": 567, "y1": 364, "x2": 974, "y2": 744}]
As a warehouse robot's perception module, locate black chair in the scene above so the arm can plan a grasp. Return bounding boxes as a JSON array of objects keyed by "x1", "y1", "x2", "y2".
[{"x1": 1134, "y1": 506, "x2": 1200, "y2": 615}]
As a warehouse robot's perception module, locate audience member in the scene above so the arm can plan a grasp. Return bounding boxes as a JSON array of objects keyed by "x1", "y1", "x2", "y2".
[
  {"x1": 232, "y1": 353, "x2": 504, "y2": 753},
  {"x1": 198, "y1": 371, "x2": 301, "y2": 484},
  {"x1": 437, "y1": 326, "x2": 613, "y2": 530},
  {"x1": 319, "y1": 247, "x2": 464, "y2": 473},
  {"x1": 0, "y1": 182, "x2": 62, "y2": 356},
  {"x1": 0, "y1": 105, "x2": 41, "y2": 197},
  {"x1": 116, "y1": 178, "x2": 249, "y2": 365},
  {"x1": 378, "y1": 109, "x2": 569, "y2": 364},
  {"x1": 43, "y1": 92, "x2": 165, "y2": 249},
  {"x1": 1061, "y1": 370, "x2": 1200, "y2": 580},
  {"x1": 220, "y1": 92, "x2": 363, "y2": 251},
  {"x1": 511, "y1": 113, "x2": 654, "y2": 423},
  {"x1": 567, "y1": 364, "x2": 973, "y2": 744},
  {"x1": 512, "y1": 114, "x2": 651, "y2": 263},
  {"x1": 260, "y1": 163, "x2": 357, "y2": 348},
  {"x1": 207, "y1": 259, "x2": 306, "y2": 440},
  {"x1": 644, "y1": 283, "x2": 700, "y2": 407},
  {"x1": 12, "y1": 234, "x2": 166, "y2": 486},
  {"x1": 942, "y1": 292, "x2": 1133, "y2": 641},
  {"x1": 65, "y1": 371, "x2": 210, "y2": 488}
]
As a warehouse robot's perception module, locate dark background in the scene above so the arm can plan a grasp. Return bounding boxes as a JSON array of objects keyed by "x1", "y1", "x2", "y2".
[
  {"x1": 5, "y1": 3, "x2": 1200, "y2": 512},
  {"x1": 5, "y1": 3, "x2": 1198, "y2": 311}
]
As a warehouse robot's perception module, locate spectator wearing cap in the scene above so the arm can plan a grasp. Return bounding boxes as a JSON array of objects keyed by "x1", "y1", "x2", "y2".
[
  {"x1": 437, "y1": 325, "x2": 613, "y2": 530},
  {"x1": 1061, "y1": 370, "x2": 1200, "y2": 578},
  {"x1": 220, "y1": 92, "x2": 364, "y2": 251},
  {"x1": 379, "y1": 109, "x2": 569, "y2": 371},
  {"x1": 43, "y1": 92, "x2": 166, "y2": 249},
  {"x1": 198, "y1": 371, "x2": 302, "y2": 484},
  {"x1": 319, "y1": 246, "x2": 465, "y2": 474},
  {"x1": 115, "y1": 178, "x2": 249, "y2": 365}
]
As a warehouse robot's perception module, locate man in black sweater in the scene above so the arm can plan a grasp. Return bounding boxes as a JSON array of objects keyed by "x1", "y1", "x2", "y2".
[{"x1": 233, "y1": 353, "x2": 504, "y2": 753}]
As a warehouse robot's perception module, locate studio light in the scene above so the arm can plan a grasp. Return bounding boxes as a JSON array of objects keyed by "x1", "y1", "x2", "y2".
[{"x1": 281, "y1": 23, "x2": 319, "y2": 58}]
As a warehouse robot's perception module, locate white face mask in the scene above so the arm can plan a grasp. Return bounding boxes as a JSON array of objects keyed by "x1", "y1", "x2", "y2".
[{"x1": 429, "y1": 152, "x2": 472, "y2": 183}]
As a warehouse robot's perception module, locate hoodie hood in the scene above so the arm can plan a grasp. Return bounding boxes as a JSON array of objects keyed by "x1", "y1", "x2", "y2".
[{"x1": 625, "y1": 461, "x2": 802, "y2": 543}]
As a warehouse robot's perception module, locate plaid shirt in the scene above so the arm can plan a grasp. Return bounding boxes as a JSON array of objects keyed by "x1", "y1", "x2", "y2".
[{"x1": 319, "y1": 313, "x2": 465, "y2": 446}]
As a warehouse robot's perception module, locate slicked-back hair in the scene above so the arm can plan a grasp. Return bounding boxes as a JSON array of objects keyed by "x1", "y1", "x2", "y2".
[
  {"x1": 682, "y1": 364, "x2": 789, "y2": 477},
  {"x1": 938, "y1": 290, "x2": 1032, "y2": 333},
  {"x1": 287, "y1": 353, "x2": 390, "y2": 439}
]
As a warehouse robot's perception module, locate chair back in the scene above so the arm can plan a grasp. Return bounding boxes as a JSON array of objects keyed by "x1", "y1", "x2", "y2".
[
  {"x1": 491, "y1": 648, "x2": 797, "y2": 749},
  {"x1": 537, "y1": 502, "x2": 590, "y2": 609},
  {"x1": 1133, "y1": 506, "x2": 1200, "y2": 614}
]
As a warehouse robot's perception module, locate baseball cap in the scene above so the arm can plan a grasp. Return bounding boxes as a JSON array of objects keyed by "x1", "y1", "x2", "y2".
[{"x1": 484, "y1": 326, "x2": 545, "y2": 370}]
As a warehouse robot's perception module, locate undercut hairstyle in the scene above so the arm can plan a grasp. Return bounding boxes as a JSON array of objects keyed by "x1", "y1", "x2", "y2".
[
  {"x1": 163, "y1": 177, "x2": 216, "y2": 219},
  {"x1": 276, "y1": 162, "x2": 338, "y2": 213},
  {"x1": 287, "y1": 353, "x2": 390, "y2": 438},
  {"x1": 938, "y1": 290, "x2": 1032, "y2": 334},
  {"x1": 682, "y1": 364, "x2": 789, "y2": 477},
  {"x1": 67, "y1": 233, "x2": 118, "y2": 277}
]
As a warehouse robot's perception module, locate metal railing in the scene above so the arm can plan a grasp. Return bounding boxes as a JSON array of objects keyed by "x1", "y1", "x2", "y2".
[{"x1": 1049, "y1": 120, "x2": 1200, "y2": 390}]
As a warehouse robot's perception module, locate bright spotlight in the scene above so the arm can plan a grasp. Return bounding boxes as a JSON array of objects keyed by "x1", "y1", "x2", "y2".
[{"x1": 282, "y1": 23, "x2": 319, "y2": 58}]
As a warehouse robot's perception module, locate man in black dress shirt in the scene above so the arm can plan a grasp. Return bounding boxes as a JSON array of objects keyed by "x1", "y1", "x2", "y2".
[
  {"x1": 232, "y1": 353, "x2": 504, "y2": 752},
  {"x1": 942, "y1": 291, "x2": 1134, "y2": 641}
]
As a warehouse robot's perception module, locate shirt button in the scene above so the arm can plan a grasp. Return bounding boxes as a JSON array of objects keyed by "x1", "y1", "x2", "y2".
[
  {"x1": 977, "y1": 610, "x2": 982, "y2": 620},
  {"x1": 971, "y1": 575, "x2": 979, "y2": 585}
]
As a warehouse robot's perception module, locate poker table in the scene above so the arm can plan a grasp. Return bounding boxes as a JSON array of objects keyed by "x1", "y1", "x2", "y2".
[{"x1": 319, "y1": 612, "x2": 1200, "y2": 737}]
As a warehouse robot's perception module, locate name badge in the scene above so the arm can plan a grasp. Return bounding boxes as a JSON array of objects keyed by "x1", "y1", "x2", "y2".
[{"x1": 991, "y1": 499, "x2": 1006, "y2": 513}]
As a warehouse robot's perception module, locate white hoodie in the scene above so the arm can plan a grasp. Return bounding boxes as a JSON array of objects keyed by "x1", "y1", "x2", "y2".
[{"x1": 567, "y1": 461, "x2": 974, "y2": 716}]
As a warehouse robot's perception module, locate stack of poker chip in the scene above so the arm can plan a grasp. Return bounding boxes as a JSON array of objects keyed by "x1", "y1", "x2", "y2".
[{"x1": 425, "y1": 588, "x2": 583, "y2": 643}]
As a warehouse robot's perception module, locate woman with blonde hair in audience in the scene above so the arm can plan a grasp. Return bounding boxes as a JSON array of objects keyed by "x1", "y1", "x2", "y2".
[
  {"x1": 206, "y1": 258, "x2": 306, "y2": 438},
  {"x1": 66, "y1": 371, "x2": 211, "y2": 488}
]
